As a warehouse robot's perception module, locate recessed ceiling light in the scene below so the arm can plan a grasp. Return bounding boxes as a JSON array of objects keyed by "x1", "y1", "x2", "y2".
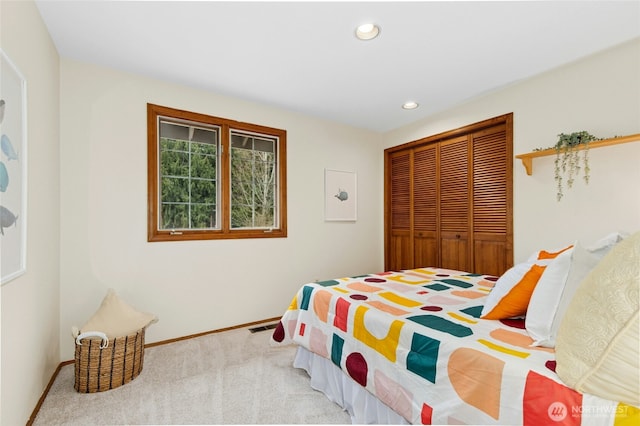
[
  {"x1": 356, "y1": 23, "x2": 380, "y2": 40},
  {"x1": 402, "y1": 101, "x2": 419, "y2": 110}
]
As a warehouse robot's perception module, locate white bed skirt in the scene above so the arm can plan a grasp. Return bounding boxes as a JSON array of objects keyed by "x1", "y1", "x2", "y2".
[{"x1": 293, "y1": 346, "x2": 410, "y2": 425}]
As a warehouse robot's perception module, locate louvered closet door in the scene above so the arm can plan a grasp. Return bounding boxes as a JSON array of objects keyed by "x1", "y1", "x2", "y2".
[
  {"x1": 439, "y1": 136, "x2": 471, "y2": 271},
  {"x1": 413, "y1": 144, "x2": 438, "y2": 268},
  {"x1": 385, "y1": 114, "x2": 513, "y2": 275},
  {"x1": 388, "y1": 150, "x2": 412, "y2": 270},
  {"x1": 472, "y1": 124, "x2": 512, "y2": 276}
]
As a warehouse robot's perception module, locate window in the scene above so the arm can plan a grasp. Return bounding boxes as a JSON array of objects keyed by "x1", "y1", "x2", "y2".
[{"x1": 147, "y1": 104, "x2": 287, "y2": 241}]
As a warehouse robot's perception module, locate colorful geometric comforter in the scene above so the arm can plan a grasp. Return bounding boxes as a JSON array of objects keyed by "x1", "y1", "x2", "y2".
[{"x1": 271, "y1": 267, "x2": 639, "y2": 425}]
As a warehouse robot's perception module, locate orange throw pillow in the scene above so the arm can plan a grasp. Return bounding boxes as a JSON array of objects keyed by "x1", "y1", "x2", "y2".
[{"x1": 481, "y1": 263, "x2": 547, "y2": 320}]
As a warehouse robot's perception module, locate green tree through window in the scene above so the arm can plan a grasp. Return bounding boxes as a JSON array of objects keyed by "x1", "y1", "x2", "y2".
[
  {"x1": 230, "y1": 132, "x2": 276, "y2": 228},
  {"x1": 160, "y1": 123, "x2": 218, "y2": 229}
]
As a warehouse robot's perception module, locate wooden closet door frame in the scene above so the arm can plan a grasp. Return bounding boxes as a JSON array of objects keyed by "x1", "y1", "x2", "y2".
[{"x1": 384, "y1": 113, "x2": 513, "y2": 273}]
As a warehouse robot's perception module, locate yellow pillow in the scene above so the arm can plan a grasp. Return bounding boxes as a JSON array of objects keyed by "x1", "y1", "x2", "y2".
[
  {"x1": 555, "y1": 231, "x2": 639, "y2": 406},
  {"x1": 480, "y1": 262, "x2": 547, "y2": 320},
  {"x1": 81, "y1": 289, "x2": 157, "y2": 338}
]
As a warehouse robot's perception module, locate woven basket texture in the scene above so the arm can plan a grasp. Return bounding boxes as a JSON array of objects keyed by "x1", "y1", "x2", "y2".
[{"x1": 74, "y1": 328, "x2": 146, "y2": 393}]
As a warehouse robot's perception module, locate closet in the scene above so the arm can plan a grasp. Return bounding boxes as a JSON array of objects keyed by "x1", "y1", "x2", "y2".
[{"x1": 384, "y1": 114, "x2": 513, "y2": 276}]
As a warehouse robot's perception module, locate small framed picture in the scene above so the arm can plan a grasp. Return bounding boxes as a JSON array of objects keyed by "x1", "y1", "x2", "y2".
[{"x1": 324, "y1": 169, "x2": 357, "y2": 221}]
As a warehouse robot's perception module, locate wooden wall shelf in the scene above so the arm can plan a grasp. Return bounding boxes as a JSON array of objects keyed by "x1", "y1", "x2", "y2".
[{"x1": 515, "y1": 133, "x2": 640, "y2": 175}]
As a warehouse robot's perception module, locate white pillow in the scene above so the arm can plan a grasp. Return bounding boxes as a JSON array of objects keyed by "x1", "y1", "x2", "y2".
[
  {"x1": 540, "y1": 242, "x2": 602, "y2": 347},
  {"x1": 586, "y1": 231, "x2": 627, "y2": 258},
  {"x1": 525, "y1": 245, "x2": 574, "y2": 346},
  {"x1": 555, "y1": 231, "x2": 640, "y2": 406}
]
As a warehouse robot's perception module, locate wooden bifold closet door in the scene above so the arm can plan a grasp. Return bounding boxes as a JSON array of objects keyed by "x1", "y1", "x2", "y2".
[
  {"x1": 384, "y1": 114, "x2": 513, "y2": 276},
  {"x1": 438, "y1": 135, "x2": 470, "y2": 272}
]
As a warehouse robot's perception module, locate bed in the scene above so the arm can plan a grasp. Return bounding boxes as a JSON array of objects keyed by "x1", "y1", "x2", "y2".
[{"x1": 271, "y1": 232, "x2": 640, "y2": 425}]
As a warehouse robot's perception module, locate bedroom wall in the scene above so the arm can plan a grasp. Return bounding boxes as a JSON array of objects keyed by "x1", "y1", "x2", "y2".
[
  {"x1": 383, "y1": 38, "x2": 640, "y2": 261},
  {"x1": 0, "y1": 1, "x2": 61, "y2": 425},
  {"x1": 58, "y1": 60, "x2": 384, "y2": 360},
  {"x1": 3, "y1": 2, "x2": 637, "y2": 421}
]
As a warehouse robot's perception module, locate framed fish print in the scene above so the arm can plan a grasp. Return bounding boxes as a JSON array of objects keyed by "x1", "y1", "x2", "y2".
[
  {"x1": 1, "y1": 49, "x2": 28, "y2": 285},
  {"x1": 324, "y1": 169, "x2": 357, "y2": 221}
]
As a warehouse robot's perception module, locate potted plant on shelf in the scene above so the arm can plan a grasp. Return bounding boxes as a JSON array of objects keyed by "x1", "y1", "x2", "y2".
[{"x1": 547, "y1": 131, "x2": 600, "y2": 201}]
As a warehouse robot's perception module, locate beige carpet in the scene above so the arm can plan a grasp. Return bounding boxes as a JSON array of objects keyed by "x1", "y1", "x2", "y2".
[{"x1": 33, "y1": 325, "x2": 351, "y2": 425}]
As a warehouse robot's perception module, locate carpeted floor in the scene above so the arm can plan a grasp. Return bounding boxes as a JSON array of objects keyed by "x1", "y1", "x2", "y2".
[{"x1": 33, "y1": 324, "x2": 351, "y2": 425}]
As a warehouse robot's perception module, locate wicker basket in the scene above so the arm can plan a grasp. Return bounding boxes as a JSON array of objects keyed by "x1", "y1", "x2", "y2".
[{"x1": 74, "y1": 328, "x2": 146, "y2": 393}]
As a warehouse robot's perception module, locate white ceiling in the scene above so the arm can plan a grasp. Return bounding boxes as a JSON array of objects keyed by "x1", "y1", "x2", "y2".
[{"x1": 35, "y1": 1, "x2": 640, "y2": 133}]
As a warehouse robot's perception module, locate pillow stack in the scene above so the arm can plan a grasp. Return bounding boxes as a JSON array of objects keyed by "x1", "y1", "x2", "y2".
[
  {"x1": 524, "y1": 242, "x2": 605, "y2": 347},
  {"x1": 555, "y1": 231, "x2": 639, "y2": 406},
  {"x1": 481, "y1": 232, "x2": 627, "y2": 349},
  {"x1": 525, "y1": 232, "x2": 627, "y2": 348}
]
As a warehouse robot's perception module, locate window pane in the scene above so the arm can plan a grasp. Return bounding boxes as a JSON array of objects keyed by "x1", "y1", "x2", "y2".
[
  {"x1": 159, "y1": 119, "x2": 219, "y2": 230},
  {"x1": 161, "y1": 202, "x2": 189, "y2": 229},
  {"x1": 191, "y1": 203, "x2": 216, "y2": 228},
  {"x1": 190, "y1": 178, "x2": 216, "y2": 204},
  {"x1": 162, "y1": 174, "x2": 190, "y2": 203},
  {"x1": 160, "y1": 140, "x2": 189, "y2": 176},
  {"x1": 230, "y1": 132, "x2": 277, "y2": 229}
]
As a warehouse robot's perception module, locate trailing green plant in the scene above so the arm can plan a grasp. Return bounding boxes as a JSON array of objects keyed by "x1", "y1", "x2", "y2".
[{"x1": 552, "y1": 131, "x2": 600, "y2": 201}]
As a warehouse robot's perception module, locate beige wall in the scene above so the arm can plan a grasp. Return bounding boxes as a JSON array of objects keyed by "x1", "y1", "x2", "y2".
[
  {"x1": 383, "y1": 38, "x2": 640, "y2": 260},
  {"x1": 58, "y1": 60, "x2": 385, "y2": 361},
  {"x1": 2, "y1": 0, "x2": 639, "y2": 423},
  {"x1": 1, "y1": 1, "x2": 61, "y2": 425}
]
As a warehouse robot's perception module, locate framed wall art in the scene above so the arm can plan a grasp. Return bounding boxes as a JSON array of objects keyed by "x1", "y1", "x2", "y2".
[
  {"x1": 324, "y1": 169, "x2": 357, "y2": 221},
  {"x1": 1, "y1": 49, "x2": 28, "y2": 285}
]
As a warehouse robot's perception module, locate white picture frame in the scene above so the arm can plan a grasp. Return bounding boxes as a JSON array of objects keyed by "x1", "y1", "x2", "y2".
[
  {"x1": 324, "y1": 169, "x2": 357, "y2": 221},
  {"x1": 1, "y1": 49, "x2": 28, "y2": 285}
]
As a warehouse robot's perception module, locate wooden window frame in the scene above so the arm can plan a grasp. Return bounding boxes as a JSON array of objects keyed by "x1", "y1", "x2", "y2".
[{"x1": 147, "y1": 103, "x2": 287, "y2": 242}]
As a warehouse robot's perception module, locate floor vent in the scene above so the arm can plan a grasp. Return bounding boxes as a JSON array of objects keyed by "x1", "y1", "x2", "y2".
[{"x1": 248, "y1": 323, "x2": 278, "y2": 333}]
